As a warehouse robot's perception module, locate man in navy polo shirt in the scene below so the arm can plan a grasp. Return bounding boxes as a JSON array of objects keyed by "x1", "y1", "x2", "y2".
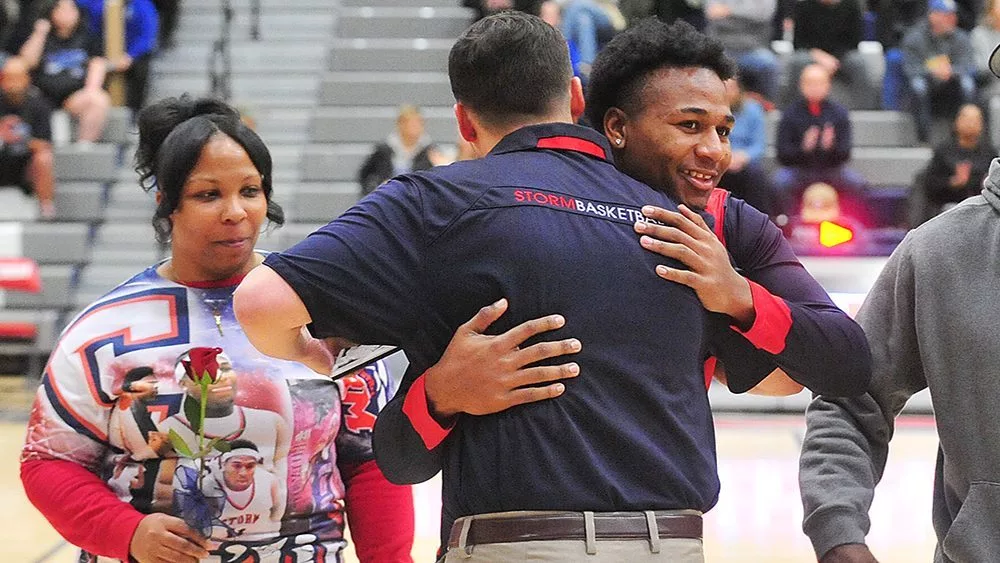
[{"x1": 235, "y1": 12, "x2": 766, "y2": 562}]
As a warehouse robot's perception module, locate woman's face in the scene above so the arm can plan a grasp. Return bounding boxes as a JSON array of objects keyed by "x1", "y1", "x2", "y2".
[
  {"x1": 168, "y1": 133, "x2": 268, "y2": 282},
  {"x1": 609, "y1": 67, "x2": 733, "y2": 210},
  {"x1": 50, "y1": 0, "x2": 80, "y2": 34}
]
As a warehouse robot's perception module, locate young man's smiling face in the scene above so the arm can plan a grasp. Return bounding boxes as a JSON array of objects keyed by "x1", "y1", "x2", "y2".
[{"x1": 614, "y1": 66, "x2": 733, "y2": 210}]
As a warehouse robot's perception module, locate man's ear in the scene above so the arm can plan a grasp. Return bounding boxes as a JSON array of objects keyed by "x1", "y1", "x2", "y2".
[
  {"x1": 455, "y1": 103, "x2": 477, "y2": 143},
  {"x1": 604, "y1": 107, "x2": 627, "y2": 149},
  {"x1": 570, "y1": 76, "x2": 585, "y2": 122}
]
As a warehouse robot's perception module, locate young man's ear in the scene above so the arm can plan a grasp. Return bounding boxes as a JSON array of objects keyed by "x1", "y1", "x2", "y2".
[
  {"x1": 570, "y1": 76, "x2": 585, "y2": 123},
  {"x1": 603, "y1": 107, "x2": 627, "y2": 149},
  {"x1": 454, "y1": 103, "x2": 478, "y2": 143}
]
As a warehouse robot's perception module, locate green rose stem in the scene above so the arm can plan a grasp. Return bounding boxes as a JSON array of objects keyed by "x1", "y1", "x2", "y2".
[{"x1": 197, "y1": 372, "x2": 209, "y2": 490}]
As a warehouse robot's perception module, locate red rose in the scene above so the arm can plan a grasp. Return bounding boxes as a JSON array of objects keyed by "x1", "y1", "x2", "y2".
[{"x1": 182, "y1": 347, "x2": 224, "y2": 384}]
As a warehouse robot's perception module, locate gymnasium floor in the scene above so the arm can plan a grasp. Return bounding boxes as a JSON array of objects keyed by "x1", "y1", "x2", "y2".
[{"x1": 2, "y1": 377, "x2": 939, "y2": 562}]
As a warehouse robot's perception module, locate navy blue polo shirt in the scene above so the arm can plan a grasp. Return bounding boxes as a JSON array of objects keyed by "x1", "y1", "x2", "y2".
[{"x1": 264, "y1": 123, "x2": 719, "y2": 532}]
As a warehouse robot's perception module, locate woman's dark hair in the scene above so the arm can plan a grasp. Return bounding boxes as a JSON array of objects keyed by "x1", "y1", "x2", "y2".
[
  {"x1": 585, "y1": 18, "x2": 737, "y2": 130},
  {"x1": 135, "y1": 96, "x2": 284, "y2": 243},
  {"x1": 449, "y1": 11, "x2": 572, "y2": 126}
]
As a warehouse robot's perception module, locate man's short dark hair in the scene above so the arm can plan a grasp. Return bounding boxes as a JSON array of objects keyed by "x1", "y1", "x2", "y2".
[
  {"x1": 585, "y1": 18, "x2": 737, "y2": 128},
  {"x1": 449, "y1": 11, "x2": 572, "y2": 126}
]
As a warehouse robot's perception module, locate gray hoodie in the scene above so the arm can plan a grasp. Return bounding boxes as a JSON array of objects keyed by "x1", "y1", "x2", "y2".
[{"x1": 799, "y1": 158, "x2": 1000, "y2": 562}]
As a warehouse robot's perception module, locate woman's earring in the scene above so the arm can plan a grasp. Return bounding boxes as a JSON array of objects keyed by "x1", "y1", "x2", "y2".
[{"x1": 615, "y1": 138, "x2": 622, "y2": 145}]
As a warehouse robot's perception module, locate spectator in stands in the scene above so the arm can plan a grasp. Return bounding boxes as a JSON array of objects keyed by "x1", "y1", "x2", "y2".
[
  {"x1": 705, "y1": 0, "x2": 780, "y2": 103},
  {"x1": 901, "y1": 0, "x2": 977, "y2": 143},
  {"x1": 719, "y1": 76, "x2": 778, "y2": 216},
  {"x1": 784, "y1": 0, "x2": 877, "y2": 110},
  {"x1": 0, "y1": 56, "x2": 54, "y2": 218},
  {"x1": 916, "y1": 103, "x2": 995, "y2": 221},
  {"x1": 152, "y1": 0, "x2": 179, "y2": 49},
  {"x1": 18, "y1": 0, "x2": 109, "y2": 143},
  {"x1": 972, "y1": 0, "x2": 1000, "y2": 103},
  {"x1": 20, "y1": 95, "x2": 417, "y2": 563},
  {"x1": 78, "y1": 0, "x2": 159, "y2": 115},
  {"x1": 620, "y1": 0, "x2": 706, "y2": 31},
  {"x1": 357, "y1": 104, "x2": 445, "y2": 195},
  {"x1": 540, "y1": 1, "x2": 586, "y2": 89},
  {"x1": 774, "y1": 63, "x2": 867, "y2": 218},
  {"x1": 872, "y1": 0, "x2": 931, "y2": 110},
  {"x1": 559, "y1": 0, "x2": 625, "y2": 85}
]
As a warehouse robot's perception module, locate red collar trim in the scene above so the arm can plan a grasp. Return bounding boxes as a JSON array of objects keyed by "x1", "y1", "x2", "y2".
[
  {"x1": 176, "y1": 272, "x2": 248, "y2": 289},
  {"x1": 807, "y1": 101, "x2": 822, "y2": 117},
  {"x1": 536, "y1": 136, "x2": 609, "y2": 161}
]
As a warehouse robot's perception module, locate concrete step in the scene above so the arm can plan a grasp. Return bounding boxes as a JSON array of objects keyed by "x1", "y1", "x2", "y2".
[
  {"x1": 177, "y1": 11, "x2": 335, "y2": 31},
  {"x1": 763, "y1": 146, "x2": 932, "y2": 187},
  {"x1": 287, "y1": 182, "x2": 362, "y2": 222},
  {"x1": 336, "y1": 7, "x2": 472, "y2": 39},
  {"x1": 182, "y1": 0, "x2": 338, "y2": 11},
  {"x1": 312, "y1": 106, "x2": 456, "y2": 142},
  {"x1": 52, "y1": 182, "x2": 106, "y2": 222},
  {"x1": 4, "y1": 265, "x2": 75, "y2": 310},
  {"x1": 342, "y1": 0, "x2": 459, "y2": 7},
  {"x1": 22, "y1": 222, "x2": 91, "y2": 265},
  {"x1": 149, "y1": 75, "x2": 320, "y2": 104},
  {"x1": 153, "y1": 44, "x2": 327, "y2": 72},
  {"x1": 320, "y1": 72, "x2": 451, "y2": 106},
  {"x1": 329, "y1": 39, "x2": 451, "y2": 71},
  {"x1": 54, "y1": 144, "x2": 120, "y2": 182},
  {"x1": 301, "y1": 144, "x2": 370, "y2": 181}
]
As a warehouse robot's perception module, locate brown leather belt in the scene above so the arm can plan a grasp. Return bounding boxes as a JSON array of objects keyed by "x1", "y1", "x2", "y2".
[{"x1": 447, "y1": 511, "x2": 702, "y2": 548}]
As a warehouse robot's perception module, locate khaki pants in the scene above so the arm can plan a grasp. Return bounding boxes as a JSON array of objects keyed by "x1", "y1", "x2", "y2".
[{"x1": 442, "y1": 510, "x2": 704, "y2": 563}]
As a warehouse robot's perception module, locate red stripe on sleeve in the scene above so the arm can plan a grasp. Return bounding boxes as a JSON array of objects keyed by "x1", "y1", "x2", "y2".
[
  {"x1": 21, "y1": 459, "x2": 145, "y2": 561},
  {"x1": 401, "y1": 374, "x2": 455, "y2": 450},
  {"x1": 734, "y1": 280, "x2": 793, "y2": 354},
  {"x1": 343, "y1": 460, "x2": 415, "y2": 563}
]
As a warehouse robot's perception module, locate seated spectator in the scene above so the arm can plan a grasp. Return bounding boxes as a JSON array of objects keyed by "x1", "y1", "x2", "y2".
[
  {"x1": 719, "y1": 76, "x2": 779, "y2": 217},
  {"x1": 152, "y1": 0, "x2": 179, "y2": 49},
  {"x1": 18, "y1": 0, "x2": 109, "y2": 143},
  {"x1": 774, "y1": 64, "x2": 867, "y2": 218},
  {"x1": 0, "y1": 56, "x2": 55, "y2": 218},
  {"x1": 705, "y1": 0, "x2": 780, "y2": 102},
  {"x1": 656, "y1": 0, "x2": 706, "y2": 31},
  {"x1": 78, "y1": 0, "x2": 158, "y2": 114},
  {"x1": 539, "y1": 1, "x2": 585, "y2": 89},
  {"x1": 558, "y1": 0, "x2": 624, "y2": 84},
  {"x1": 916, "y1": 103, "x2": 995, "y2": 221},
  {"x1": 872, "y1": 0, "x2": 930, "y2": 110},
  {"x1": 358, "y1": 105, "x2": 445, "y2": 195},
  {"x1": 901, "y1": 0, "x2": 976, "y2": 143},
  {"x1": 783, "y1": 0, "x2": 877, "y2": 110},
  {"x1": 972, "y1": 0, "x2": 1000, "y2": 101}
]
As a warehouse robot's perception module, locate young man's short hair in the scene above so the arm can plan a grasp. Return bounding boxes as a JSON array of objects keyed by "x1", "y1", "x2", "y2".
[{"x1": 585, "y1": 18, "x2": 736, "y2": 128}]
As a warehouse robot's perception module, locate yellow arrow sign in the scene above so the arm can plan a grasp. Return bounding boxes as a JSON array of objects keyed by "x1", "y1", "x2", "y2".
[{"x1": 819, "y1": 221, "x2": 854, "y2": 247}]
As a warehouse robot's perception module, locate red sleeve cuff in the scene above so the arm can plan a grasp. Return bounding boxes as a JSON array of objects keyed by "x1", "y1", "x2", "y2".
[
  {"x1": 733, "y1": 280, "x2": 792, "y2": 355},
  {"x1": 703, "y1": 356, "x2": 717, "y2": 390},
  {"x1": 401, "y1": 374, "x2": 455, "y2": 450}
]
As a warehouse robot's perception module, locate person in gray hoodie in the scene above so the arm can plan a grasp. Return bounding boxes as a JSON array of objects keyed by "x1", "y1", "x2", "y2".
[{"x1": 798, "y1": 44, "x2": 1000, "y2": 562}]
